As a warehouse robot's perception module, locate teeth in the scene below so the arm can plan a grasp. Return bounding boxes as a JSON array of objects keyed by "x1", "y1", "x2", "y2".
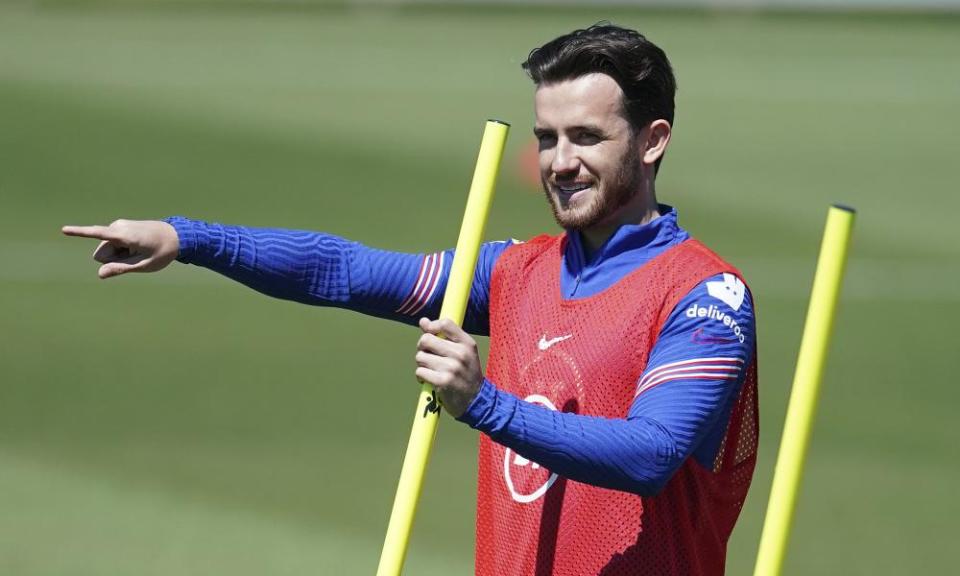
[{"x1": 558, "y1": 184, "x2": 590, "y2": 193}]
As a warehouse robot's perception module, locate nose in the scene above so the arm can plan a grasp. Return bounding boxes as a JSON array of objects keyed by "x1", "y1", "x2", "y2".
[{"x1": 551, "y1": 139, "x2": 580, "y2": 176}]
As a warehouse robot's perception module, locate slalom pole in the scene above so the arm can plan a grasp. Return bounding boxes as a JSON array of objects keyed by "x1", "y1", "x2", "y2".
[
  {"x1": 753, "y1": 205, "x2": 856, "y2": 576},
  {"x1": 376, "y1": 119, "x2": 510, "y2": 576}
]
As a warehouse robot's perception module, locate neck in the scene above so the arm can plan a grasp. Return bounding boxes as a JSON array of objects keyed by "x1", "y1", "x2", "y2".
[{"x1": 580, "y1": 185, "x2": 660, "y2": 257}]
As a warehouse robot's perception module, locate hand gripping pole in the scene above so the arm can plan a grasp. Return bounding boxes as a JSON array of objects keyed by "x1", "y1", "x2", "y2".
[{"x1": 376, "y1": 120, "x2": 510, "y2": 576}]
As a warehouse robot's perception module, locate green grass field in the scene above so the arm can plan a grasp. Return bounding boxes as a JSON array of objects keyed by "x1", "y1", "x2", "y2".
[{"x1": 1, "y1": 1, "x2": 958, "y2": 573}]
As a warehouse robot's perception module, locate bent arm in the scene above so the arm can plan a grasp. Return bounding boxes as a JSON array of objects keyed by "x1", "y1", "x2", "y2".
[
  {"x1": 457, "y1": 276, "x2": 756, "y2": 495},
  {"x1": 166, "y1": 217, "x2": 511, "y2": 334}
]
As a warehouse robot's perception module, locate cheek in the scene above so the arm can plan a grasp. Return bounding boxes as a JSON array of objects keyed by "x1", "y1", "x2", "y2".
[
  {"x1": 538, "y1": 151, "x2": 553, "y2": 175},
  {"x1": 584, "y1": 154, "x2": 616, "y2": 182}
]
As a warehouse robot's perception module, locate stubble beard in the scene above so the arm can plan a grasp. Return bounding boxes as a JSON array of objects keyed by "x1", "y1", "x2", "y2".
[{"x1": 541, "y1": 141, "x2": 643, "y2": 231}]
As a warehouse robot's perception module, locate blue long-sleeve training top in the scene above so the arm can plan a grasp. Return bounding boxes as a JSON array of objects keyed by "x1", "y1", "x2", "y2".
[{"x1": 166, "y1": 206, "x2": 755, "y2": 496}]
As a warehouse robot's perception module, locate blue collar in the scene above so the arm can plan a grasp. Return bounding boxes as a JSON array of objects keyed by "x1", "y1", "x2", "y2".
[{"x1": 560, "y1": 205, "x2": 689, "y2": 299}]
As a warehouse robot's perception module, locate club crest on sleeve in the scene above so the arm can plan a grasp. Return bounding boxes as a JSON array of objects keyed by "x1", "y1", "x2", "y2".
[{"x1": 706, "y1": 273, "x2": 745, "y2": 311}]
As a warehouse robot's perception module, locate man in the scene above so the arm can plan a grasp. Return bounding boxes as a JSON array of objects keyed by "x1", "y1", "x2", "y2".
[{"x1": 64, "y1": 24, "x2": 757, "y2": 576}]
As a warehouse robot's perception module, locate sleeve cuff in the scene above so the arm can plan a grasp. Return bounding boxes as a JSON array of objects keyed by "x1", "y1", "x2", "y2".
[
  {"x1": 456, "y1": 377, "x2": 498, "y2": 428},
  {"x1": 162, "y1": 216, "x2": 201, "y2": 264}
]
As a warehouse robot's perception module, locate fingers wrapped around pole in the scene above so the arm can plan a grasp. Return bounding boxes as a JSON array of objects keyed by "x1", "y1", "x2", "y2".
[{"x1": 377, "y1": 120, "x2": 509, "y2": 576}]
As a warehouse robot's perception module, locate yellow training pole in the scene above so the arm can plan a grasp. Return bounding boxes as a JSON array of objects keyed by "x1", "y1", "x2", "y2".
[
  {"x1": 376, "y1": 119, "x2": 509, "y2": 576},
  {"x1": 753, "y1": 205, "x2": 856, "y2": 576}
]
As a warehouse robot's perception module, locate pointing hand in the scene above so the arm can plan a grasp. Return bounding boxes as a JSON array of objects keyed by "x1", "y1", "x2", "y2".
[{"x1": 62, "y1": 219, "x2": 180, "y2": 279}]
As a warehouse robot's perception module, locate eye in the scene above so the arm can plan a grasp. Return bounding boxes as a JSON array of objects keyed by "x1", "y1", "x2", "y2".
[
  {"x1": 573, "y1": 130, "x2": 602, "y2": 146},
  {"x1": 534, "y1": 130, "x2": 556, "y2": 150}
]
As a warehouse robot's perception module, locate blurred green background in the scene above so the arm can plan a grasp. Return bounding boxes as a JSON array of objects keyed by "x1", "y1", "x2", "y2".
[{"x1": 2, "y1": 1, "x2": 958, "y2": 574}]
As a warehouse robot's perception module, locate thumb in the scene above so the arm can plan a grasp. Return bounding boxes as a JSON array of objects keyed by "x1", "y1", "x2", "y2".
[{"x1": 98, "y1": 262, "x2": 138, "y2": 279}]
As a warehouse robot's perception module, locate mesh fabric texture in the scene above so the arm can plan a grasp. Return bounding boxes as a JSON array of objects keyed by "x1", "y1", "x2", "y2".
[{"x1": 476, "y1": 235, "x2": 758, "y2": 576}]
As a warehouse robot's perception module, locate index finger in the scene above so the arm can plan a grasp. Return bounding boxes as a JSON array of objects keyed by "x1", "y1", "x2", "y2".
[
  {"x1": 61, "y1": 225, "x2": 119, "y2": 241},
  {"x1": 419, "y1": 317, "x2": 470, "y2": 344}
]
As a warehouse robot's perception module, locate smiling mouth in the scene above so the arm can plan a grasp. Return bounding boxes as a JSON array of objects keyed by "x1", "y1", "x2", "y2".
[{"x1": 553, "y1": 182, "x2": 592, "y2": 196}]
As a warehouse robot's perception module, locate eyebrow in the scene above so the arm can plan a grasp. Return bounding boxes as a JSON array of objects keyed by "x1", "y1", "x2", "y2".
[
  {"x1": 571, "y1": 123, "x2": 606, "y2": 135},
  {"x1": 533, "y1": 124, "x2": 606, "y2": 136}
]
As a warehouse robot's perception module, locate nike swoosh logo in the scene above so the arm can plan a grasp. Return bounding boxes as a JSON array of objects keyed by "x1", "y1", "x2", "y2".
[
  {"x1": 691, "y1": 327, "x2": 734, "y2": 345},
  {"x1": 538, "y1": 334, "x2": 573, "y2": 351}
]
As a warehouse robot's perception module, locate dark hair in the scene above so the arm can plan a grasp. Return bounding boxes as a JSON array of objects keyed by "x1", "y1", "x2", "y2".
[{"x1": 523, "y1": 23, "x2": 676, "y2": 131}]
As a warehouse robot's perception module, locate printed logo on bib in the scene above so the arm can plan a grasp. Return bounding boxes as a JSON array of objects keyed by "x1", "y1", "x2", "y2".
[
  {"x1": 504, "y1": 394, "x2": 560, "y2": 503},
  {"x1": 504, "y1": 348, "x2": 583, "y2": 504},
  {"x1": 537, "y1": 333, "x2": 572, "y2": 351}
]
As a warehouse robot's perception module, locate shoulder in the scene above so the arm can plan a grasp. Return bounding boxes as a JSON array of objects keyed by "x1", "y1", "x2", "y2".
[
  {"x1": 496, "y1": 233, "x2": 562, "y2": 264},
  {"x1": 670, "y1": 238, "x2": 744, "y2": 279},
  {"x1": 509, "y1": 233, "x2": 560, "y2": 250},
  {"x1": 488, "y1": 233, "x2": 562, "y2": 288},
  {"x1": 660, "y1": 239, "x2": 752, "y2": 308}
]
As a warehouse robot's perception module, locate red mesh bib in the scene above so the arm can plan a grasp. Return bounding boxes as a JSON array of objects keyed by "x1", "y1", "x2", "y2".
[{"x1": 476, "y1": 235, "x2": 758, "y2": 576}]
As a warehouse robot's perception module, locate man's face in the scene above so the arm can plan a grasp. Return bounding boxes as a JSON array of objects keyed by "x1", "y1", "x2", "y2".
[{"x1": 534, "y1": 73, "x2": 643, "y2": 231}]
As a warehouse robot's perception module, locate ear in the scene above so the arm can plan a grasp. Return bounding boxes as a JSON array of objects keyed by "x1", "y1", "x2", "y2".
[{"x1": 642, "y1": 119, "x2": 672, "y2": 167}]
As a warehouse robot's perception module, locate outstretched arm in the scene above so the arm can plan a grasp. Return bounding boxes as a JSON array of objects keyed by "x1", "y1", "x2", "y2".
[
  {"x1": 62, "y1": 217, "x2": 512, "y2": 334},
  {"x1": 415, "y1": 275, "x2": 756, "y2": 496}
]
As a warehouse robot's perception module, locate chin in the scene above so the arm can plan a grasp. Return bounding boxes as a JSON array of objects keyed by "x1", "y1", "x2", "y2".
[
  {"x1": 552, "y1": 205, "x2": 605, "y2": 230},
  {"x1": 543, "y1": 184, "x2": 608, "y2": 230}
]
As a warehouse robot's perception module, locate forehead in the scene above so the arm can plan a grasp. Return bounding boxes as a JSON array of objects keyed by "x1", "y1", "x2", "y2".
[{"x1": 534, "y1": 73, "x2": 627, "y2": 128}]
